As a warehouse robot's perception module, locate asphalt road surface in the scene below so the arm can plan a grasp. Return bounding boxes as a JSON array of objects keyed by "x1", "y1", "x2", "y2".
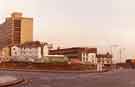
[{"x1": 0, "y1": 69, "x2": 135, "y2": 87}]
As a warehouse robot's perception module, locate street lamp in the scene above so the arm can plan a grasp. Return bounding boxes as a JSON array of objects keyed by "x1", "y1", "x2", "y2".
[{"x1": 119, "y1": 47, "x2": 126, "y2": 63}]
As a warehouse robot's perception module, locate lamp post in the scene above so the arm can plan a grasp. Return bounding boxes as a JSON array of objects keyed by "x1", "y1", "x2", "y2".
[{"x1": 119, "y1": 47, "x2": 125, "y2": 63}]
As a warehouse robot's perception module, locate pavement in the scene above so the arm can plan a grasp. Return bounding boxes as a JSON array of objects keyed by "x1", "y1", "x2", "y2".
[
  {"x1": 0, "y1": 76, "x2": 18, "y2": 84},
  {"x1": 0, "y1": 68, "x2": 108, "y2": 73},
  {"x1": 0, "y1": 69, "x2": 134, "y2": 87}
]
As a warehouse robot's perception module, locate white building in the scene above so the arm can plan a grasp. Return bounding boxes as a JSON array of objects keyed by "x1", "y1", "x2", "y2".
[
  {"x1": 10, "y1": 41, "x2": 49, "y2": 62},
  {"x1": 10, "y1": 41, "x2": 68, "y2": 63},
  {"x1": 96, "y1": 52, "x2": 112, "y2": 65}
]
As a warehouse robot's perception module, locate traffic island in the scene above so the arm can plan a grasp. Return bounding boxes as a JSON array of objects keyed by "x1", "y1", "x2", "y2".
[{"x1": 0, "y1": 75, "x2": 24, "y2": 87}]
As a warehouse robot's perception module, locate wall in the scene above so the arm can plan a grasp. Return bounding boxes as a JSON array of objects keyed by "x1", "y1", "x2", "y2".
[{"x1": 21, "y1": 18, "x2": 33, "y2": 44}]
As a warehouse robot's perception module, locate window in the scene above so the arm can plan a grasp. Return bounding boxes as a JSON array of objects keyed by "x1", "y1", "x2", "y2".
[
  {"x1": 14, "y1": 20, "x2": 21, "y2": 29},
  {"x1": 13, "y1": 48, "x2": 16, "y2": 50},
  {"x1": 14, "y1": 52, "x2": 17, "y2": 55}
]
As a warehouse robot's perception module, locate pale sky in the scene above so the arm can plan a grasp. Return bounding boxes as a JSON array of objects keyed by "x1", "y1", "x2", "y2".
[{"x1": 0, "y1": 0, "x2": 135, "y2": 62}]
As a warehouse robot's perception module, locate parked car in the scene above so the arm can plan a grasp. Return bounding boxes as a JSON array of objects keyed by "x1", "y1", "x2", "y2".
[{"x1": 68, "y1": 59, "x2": 82, "y2": 64}]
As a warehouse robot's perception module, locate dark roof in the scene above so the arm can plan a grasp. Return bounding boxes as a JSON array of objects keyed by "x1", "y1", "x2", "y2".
[
  {"x1": 96, "y1": 52, "x2": 112, "y2": 58},
  {"x1": 51, "y1": 47, "x2": 97, "y2": 51},
  {"x1": 49, "y1": 47, "x2": 97, "y2": 54},
  {"x1": 12, "y1": 41, "x2": 48, "y2": 48}
]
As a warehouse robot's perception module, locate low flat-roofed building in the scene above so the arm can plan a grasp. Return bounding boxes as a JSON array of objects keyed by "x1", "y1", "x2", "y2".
[{"x1": 49, "y1": 47, "x2": 97, "y2": 64}]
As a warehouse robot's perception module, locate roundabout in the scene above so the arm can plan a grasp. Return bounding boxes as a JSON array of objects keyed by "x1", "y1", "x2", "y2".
[{"x1": 0, "y1": 75, "x2": 24, "y2": 87}]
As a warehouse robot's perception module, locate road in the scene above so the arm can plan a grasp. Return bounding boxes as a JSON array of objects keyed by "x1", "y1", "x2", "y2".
[{"x1": 0, "y1": 69, "x2": 135, "y2": 87}]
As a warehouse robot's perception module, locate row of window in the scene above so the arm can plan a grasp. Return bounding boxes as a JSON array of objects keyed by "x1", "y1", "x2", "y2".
[{"x1": 13, "y1": 51, "x2": 39, "y2": 56}]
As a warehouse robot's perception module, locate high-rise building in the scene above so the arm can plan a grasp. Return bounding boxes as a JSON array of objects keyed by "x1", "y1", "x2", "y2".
[{"x1": 0, "y1": 12, "x2": 33, "y2": 48}]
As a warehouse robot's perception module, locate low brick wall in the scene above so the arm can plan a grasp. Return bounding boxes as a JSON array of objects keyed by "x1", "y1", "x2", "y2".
[{"x1": 0, "y1": 62, "x2": 97, "y2": 71}]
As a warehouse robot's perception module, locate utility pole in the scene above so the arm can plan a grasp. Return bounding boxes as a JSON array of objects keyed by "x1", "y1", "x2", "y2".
[
  {"x1": 110, "y1": 44, "x2": 119, "y2": 63},
  {"x1": 119, "y1": 48, "x2": 122, "y2": 63}
]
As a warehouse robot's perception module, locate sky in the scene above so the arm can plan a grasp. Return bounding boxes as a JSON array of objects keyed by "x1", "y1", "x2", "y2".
[{"x1": 0, "y1": 0, "x2": 135, "y2": 62}]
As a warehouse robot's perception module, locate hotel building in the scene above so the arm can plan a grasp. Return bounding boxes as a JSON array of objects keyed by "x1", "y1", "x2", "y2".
[{"x1": 0, "y1": 12, "x2": 33, "y2": 48}]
